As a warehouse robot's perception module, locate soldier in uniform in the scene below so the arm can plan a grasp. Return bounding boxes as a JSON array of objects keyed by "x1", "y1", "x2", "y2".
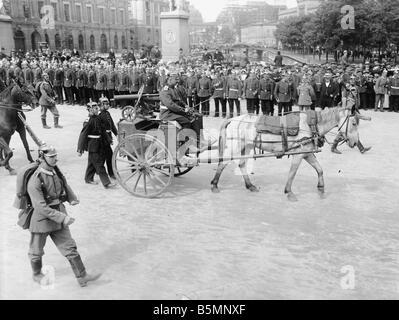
[
  {"x1": 186, "y1": 69, "x2": 198, "y2": 111},
  {"x1": 107, "y1": 65, "x2": 118, "y2": 108},
  {"x1": 212, "y1": 69, "x2": 226, "y2": 118},
  {"x1": 63, "y1": 62, "x2": 74, "y2": 105},
  {"x1": 25, "y1": 144, "x2": 101, "y2": 287},
  {"x1": 197, "y1": 70, "x2": 212, "y2": 116},
  {"x1": 226, "y1": 70, "x2": 242, "y2": 118},
  {"x1": 243, "y1": 70, "x2": 260, "y2": 114},
  {"x1": 39, "y1": 72, "x2": 63, "y2": 129},
  {"x1": 77, "y1": 102, "x2": 117, "y2": 189},
  {"x1": 274, "y1": 74, "x2": 294, "y2": 116},
  {"x1": 98, "y1": 96, "x2": 118, "y2": 179},
  {"x1": 87, "y1": 64, "x2": 97, "y2": 103},
  {"x1": 313, "y1": 69, "x2": 324, "y2": 109},
  {"x1": 331, "y1": 75, "x2": 371, "y2": 154},
  {"x1": 141, "y1": 67, "x2": 156, "y2": 94},
  {"x1": 53, "y1": 62, "x2": 64, "y2": 104},
  {"x1": 129, "y1": 65, "x2": 141, "y2": 94},
  {"x1": 32, "y1": 61, "x2": 43, "y2": 87},
  {"x1": 159, "y1": 73, "x2": 208, "y2": 156},
  {"x1": 119, "y1": 65, "x2": 131, "y2": 108},
  {"x1": 22, "y1": 60, "x2": 34, "y2": 87},
  {"x1": 259, "y1": 70, "x2": 275, "y2": 115},
  {"x1": 388, "y1": 67, "x2": 399, "y2": 112}
]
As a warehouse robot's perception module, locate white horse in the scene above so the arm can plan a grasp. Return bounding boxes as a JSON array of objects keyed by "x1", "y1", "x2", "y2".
[{"x1": 210, "y1": 107, "x2": 361, "y2": 201}]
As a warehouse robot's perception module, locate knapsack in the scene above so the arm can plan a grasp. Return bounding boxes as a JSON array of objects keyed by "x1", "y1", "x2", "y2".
[
  {"x1": 14, "y1": 162, "x2": 67, "y2": 230},
  {"x1": 34, "y1": 81, "x2": 44, "y2": 100}
]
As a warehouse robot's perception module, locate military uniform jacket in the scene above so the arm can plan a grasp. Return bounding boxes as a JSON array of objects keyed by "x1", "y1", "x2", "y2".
[
  {"x1": 77, "y1": 115, "x2": 111, "y2": 154},
  {"x1": 157, "y1": 75, "x2": 168, "y2": 92},
  {"x1": 46, "y1": 68, "x2": 55, "y2": 86},
  {"x1": 274, "y1": 80, "x2": 293, "y2": 103},
  {"x1": 159, "y1": 86, "x2": 187, "y2": 121},
  {"x1": 99, "y1": 110, "x2": 118, "y2": 142},
  {"x1": 389, "y1": 76, "x2": 399, "y2": 95},
  {"x1": 107, "y1": 71, "x2": 118, "y2": 90},
  {"x1": 259, "y1": 78, "x2": 275, "y2": 100},
  {"x1": 141, "y1": 74, "x2": 156, "y2": 94},
  {"x1": 54, "y1": 69, "x2": 64, "y2": 87},
  {"x1": 342, "y1": 86, "x2": 360, "y2": 109},
  {"x1": 375, "y1": 76, "x2": 388, "y2": 95},
  {"x1": 88, "y1": 70, "x2": 97, "y2": 89},
  {"x1": 226, "y1": 78, "x2": 242, "y2": 99},
  {"x1": 186, "y1": 76, "x2": 199, "y2": 96},
  {"x1": 212, "y1": 76, "x2": 226, "y2": 98},
  {"x1": 39, "y1": 81, "x2": 56, "y2": 107},
  {"x1": 22, "y1": 67, "x2": 34, "y2": 86},
  {"x1": 130, "y1": 70, "x2": 141, "y2": 92},
  {"x1": 27, "y1": 166, "x2": 78, "y2": 233},
  {"x1": 32, "y1": 67, "x2": 42, "y2": 86},
  {"x1": 357, "y1": 75, "x2": 368, "y2": 94},
  {"x1": 244, "y1": 78, "x2": 260, "y2": 99},
  {"x1": 76, "y1": 70, "x2": 86, "y2": 88},
  {"x1": 96, "y1": 72, "x2": 108, "y2": 91},
  {"x1": 63, "y1": 68, "x2": 73, "y2": 88},
  {"x1": 297, "y1": 83, "x2": 315, "y2": 106},
  {"x1": 197, "y1": 77, "x2": 212, "y2": 97},
  {"x1": 119, "y1": 73, "x2": 131, "y2": 92}
]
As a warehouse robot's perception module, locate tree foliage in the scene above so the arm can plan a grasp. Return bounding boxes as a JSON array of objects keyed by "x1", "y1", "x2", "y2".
[{"x1": 275, "y1": 0, "x2": 399, "y2": 51}]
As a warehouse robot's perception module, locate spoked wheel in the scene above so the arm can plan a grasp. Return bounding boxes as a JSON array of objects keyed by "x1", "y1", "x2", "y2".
[
  {"x1": 112, "y1": 133, "x2": 175, "y2": 198},
  {"x1": 122, "y1": 105, "x2": 136, "y2": 121}
]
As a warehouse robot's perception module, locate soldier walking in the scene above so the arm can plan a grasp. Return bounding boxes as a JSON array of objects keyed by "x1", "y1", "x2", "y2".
[{"x1": 39, "y1": 72, "x2": 63, "y2": 129}]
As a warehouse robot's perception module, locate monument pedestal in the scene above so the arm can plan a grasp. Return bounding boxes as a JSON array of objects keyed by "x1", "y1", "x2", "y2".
[
  {"x1": 0, "y1": 14, "x2": 13, "y2": 55},
  {"x1": 160, "y1": 11, "x2": 189, "y2": 63}
]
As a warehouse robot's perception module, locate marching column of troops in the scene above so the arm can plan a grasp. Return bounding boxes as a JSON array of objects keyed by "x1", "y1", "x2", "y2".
[{"x1": 1, "y1": 55, "x2": 399, "y2": 116}]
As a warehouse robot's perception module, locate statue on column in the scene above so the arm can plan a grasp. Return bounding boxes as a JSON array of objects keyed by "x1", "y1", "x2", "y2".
[{"x1": 169, "y1": 0, "x2": 188, "y2": 13}]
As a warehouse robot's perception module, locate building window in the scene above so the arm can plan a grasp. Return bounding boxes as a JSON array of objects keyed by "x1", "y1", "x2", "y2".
[
  {"x1": 64, "y1": 3, "x2": 71, "y2": 22},
  {"x1": 76, "y1": 4, "x2": 82, "y2": 22},
  {"x1": 119, "y1": 9, "x2": 125, "y2": 25},
  {"x1": 86, "y1": 5, "x2": 92, "y2": 23},
  {"x1": 38, "y1": 1, "x2": 45, "y2": 18},
  {"x1": 114, "y1": 34, "x2": 118, "y2": 50},
  {"x1": 90, "y1": 35, "x2": 95, "y2": 50},
  {"x1": 55, "y1": 34, "x2": 61, "y2": 49},
  {"x1": 154, "y1": 3, "x2": 159, "y2": 13},
  {"x1": 154, "y1": 15, "x2": 158, "y2": 26},
  {"x1": 99, "y1": 8, "x2": 105, "y2": 24},
  {"x1": 111, "y1": 8, "x2": 116, "y2": 24},
  {"x1": 23, "y1": 3, "x2": 31, "y2": 19},
  {"x1": 51, "y1": 2, "x2": 58, "y2": 21},
  {"x1": 121, "y1": 35, "x2": 126, "y2": 49},
  {"x1": 78, "y1": 34, "x2": 84, "y2": 50},
  {"x1": 145, "y1": 1, "x2": 150, "y2": 12},
  {"x1": 146, "y1": 14, "x2": 150, "y2": 25}
]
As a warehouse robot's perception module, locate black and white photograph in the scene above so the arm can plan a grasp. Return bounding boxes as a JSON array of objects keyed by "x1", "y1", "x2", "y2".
[{"x1": 0, "y1": 0, "x2": 398, "y2": 303}]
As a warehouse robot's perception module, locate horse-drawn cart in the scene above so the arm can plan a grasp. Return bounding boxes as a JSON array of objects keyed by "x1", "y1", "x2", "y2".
[{"x1": 111, "y1": 88, "x2": 325, "y2": 199}]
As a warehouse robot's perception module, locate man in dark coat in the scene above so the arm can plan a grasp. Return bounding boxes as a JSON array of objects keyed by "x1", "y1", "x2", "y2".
[
  {"x1": 319, "y1": 72, "x2": 339, "y2": 109},
  {"x1": 77, "y1": 103, "x2": 116, "y2": 189}
]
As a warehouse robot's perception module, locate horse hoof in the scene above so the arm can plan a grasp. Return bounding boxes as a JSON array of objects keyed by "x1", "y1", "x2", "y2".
[
  {"x1": 9, "y1": 169, "x2": 17, "y2": 176},
  {"x1": 248, "y1": 185, "x2": 259, "y2": 192},
  {"x1": 287, "y1": 192, "x2": 298, "y2": 202},
  {"x1": 211, "y1": 186, "x2": 220, "y2": 194}
]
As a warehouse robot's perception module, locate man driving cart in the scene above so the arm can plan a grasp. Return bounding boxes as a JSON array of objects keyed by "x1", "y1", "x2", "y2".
[{"x1": 159, "y1": 72, "x2": 211, "y2": 160}]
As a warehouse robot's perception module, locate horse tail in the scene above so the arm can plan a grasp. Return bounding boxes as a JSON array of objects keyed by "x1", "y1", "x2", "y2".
[{"x1": 218, "y1": 118, "x2": 233, "y2": 163}]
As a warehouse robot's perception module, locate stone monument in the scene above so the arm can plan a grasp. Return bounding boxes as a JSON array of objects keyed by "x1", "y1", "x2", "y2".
[
  {"x1": 0, "y1": 0, "x2": 14, "y2": 55},
  {"x1": 160, "y1": 0, "x2": 189, "y2": 62}
]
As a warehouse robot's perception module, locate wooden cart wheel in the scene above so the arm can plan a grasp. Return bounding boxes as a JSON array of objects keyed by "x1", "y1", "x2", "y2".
[
  {"x1": 112, "y1": 133, "x2": 175, "y2": 198},
  {"x1": 122, "y1": 105, "x2": 136, "y2": 121}
]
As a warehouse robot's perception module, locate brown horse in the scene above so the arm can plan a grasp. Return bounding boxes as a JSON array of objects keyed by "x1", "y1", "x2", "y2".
[
  {"x1": 0, "y1": 81, "x2": 39, "y2": 175},
  {"x1": 210, "y1": 107, "x2": 361, "y2": 201}
]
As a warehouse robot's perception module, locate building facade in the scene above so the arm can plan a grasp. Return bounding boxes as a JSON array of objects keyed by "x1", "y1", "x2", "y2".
[
  {"x1": 9, "y1": 0, "x2": 131, "y2": 53},
  {"x1": 241, "y1": 23, "x2": 277, "y2": 47},
  {"x1": 278, "y1": 0, "x2": 322, "y2": 21},
  {"x1": 131, "y1": 0, "x2": 169, "y2": 49}
]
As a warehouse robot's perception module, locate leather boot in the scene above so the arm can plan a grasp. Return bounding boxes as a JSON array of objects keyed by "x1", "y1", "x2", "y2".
[
  {"x1": 331, "y1": 137, "x2": 342, "y2": 154},
  {"x1": 357, "y1": 141, "x2": 372, "y2": 154},
  {"x1": 31, "y1": 259, "x2": 45, "y2": 284},
  {"x1": 54, "y1": 117, "x2": 63, "y2": 129},
  {"x1": 41, "y1": 118, "x2": 51, "y2": 129},
  {"x1": 68, "y1": 255, "x2": 102, "y2": 287}
]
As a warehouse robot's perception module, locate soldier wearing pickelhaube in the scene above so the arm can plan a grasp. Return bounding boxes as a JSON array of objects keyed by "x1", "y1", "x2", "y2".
[
  {"x1": 77, "y1": 101, "x2": 117, "y2": 189},
  {"x1": 24, "y1": 144, "x2": 102, "y2": 287},
  {"x1": 98, "y1": 95, "x2": 118, "y2": 179}
]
